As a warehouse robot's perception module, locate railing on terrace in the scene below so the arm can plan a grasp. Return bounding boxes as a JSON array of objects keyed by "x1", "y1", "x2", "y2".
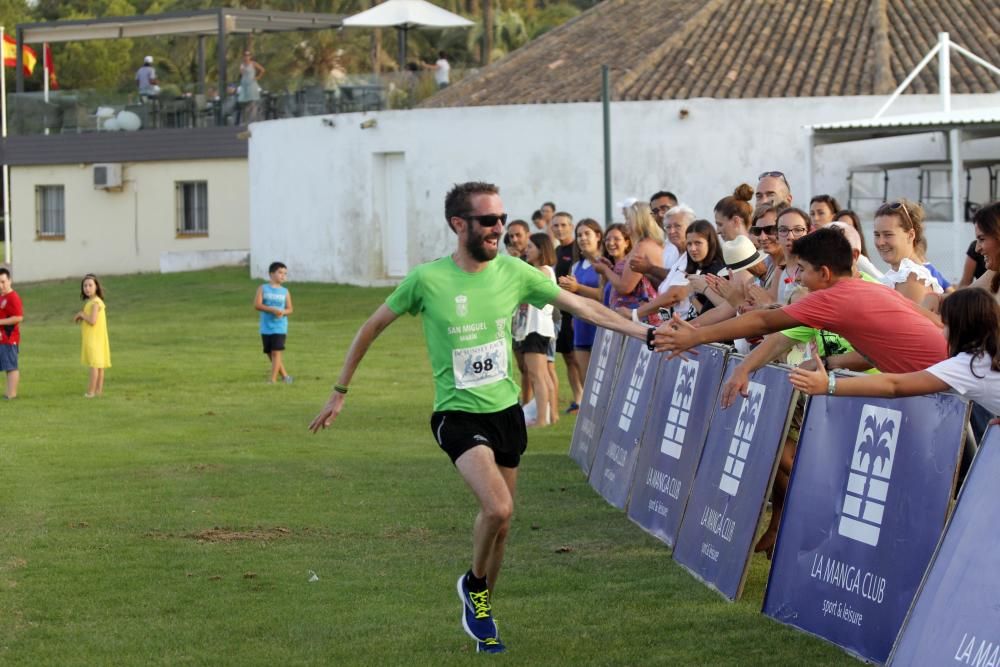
[{"x1": 7, "y1": 69, "x2": 462, "y2": 136}]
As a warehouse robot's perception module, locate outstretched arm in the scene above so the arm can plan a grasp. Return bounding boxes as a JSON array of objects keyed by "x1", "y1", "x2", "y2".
[
  {"x1": 653, "y1": 308, "x2": 801, "y2": 355},
  {"x1": 720, "y1": 332, "x2": 798, "y2": 408},
  {"x1": 789, "y1": 351, "x2": 949, "y2": 398},
  {"x1": 552, "y1": 290, "x2": 649, "y2": 342},
  {"x1": 309, "y1": 304, "x2": 400, "y2": 433}
]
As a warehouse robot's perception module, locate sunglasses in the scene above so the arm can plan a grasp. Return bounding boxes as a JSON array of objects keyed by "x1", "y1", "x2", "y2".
[
  {"x1": 758, "y1": 170, "x2": 790, "y2": 187},
  {"x1": 886, "y1": 201, "x2": 915, "y2": 227},
  {"x1": 749, "y1": 225, "x2": 779, "y2": 237},
  {"x1": 462, "y1": 213, "x2": 508, "y2": 227},
  {"x1": 651, "y1": 205, "x2": 671, "y2": 214}
]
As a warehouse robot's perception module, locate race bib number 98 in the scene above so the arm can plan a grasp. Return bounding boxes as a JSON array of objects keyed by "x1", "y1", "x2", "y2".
[{"x1": 453, "y1": 339, "x2": 509, "y2": 390}]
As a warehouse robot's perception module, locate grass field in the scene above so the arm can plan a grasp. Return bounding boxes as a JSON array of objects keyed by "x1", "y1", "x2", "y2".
[{"x1": 0, "y1": 267, "x2": 855, "y2": 665}]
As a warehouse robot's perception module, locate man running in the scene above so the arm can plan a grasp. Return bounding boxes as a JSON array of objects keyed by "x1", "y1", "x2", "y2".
[{"x1": 309, "y1": 181, "x2": 650, "y2": 653}]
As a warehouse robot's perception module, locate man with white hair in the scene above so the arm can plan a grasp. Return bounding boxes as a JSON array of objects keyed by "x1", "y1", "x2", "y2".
[{"x1": 630, "y1": 204, "x2": 696, "y2": 291}]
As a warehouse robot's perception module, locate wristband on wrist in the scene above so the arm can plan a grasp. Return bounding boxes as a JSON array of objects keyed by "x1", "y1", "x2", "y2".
[
  {"x1": 645, "y1": 326, "x2": 656, "y2": 351},
  {"x1": 333, "y1": 384, "x2": 349, "y2": 395},
  {"x1": 826, "y1": 373, "x2": 836, "y2": 396}
]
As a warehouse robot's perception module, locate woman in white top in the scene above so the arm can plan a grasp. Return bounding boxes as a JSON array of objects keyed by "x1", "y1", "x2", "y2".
[
  {"x1": 790, "y1": 287, "x2": 1000, "y2": 418},
  {"x1": 873, "y1": 199, "x2": 943, "y2": 305},
  {"x1": 514, "y1": 233, "x2": 558, "y2": 427}
]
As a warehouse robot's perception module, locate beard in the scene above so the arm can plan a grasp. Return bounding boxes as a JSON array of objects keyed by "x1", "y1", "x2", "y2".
[{"x1": 466, "y1": 227, "x2": 500, "y2": 262}]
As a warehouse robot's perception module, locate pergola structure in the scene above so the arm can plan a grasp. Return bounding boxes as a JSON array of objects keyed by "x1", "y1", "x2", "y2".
[
  {"x1": 803, "y1": 32, "x2": 1000, "y2": 272},
  {"x1": 14, "y1": 8, "x2": 345, "y2": 105}
]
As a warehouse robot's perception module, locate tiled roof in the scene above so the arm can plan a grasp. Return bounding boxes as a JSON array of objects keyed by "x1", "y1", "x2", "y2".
[{"x1": 422, "y1": 0, "x2": 1000, "y2": 108}]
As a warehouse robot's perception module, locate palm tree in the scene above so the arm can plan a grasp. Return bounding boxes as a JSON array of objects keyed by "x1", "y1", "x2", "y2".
[
  {"x1": 855, "y1": 413, "x2": 896, "y2": 522},
  {"x1": 675, "y1": 365, "x2": 696, "y2": 408}
]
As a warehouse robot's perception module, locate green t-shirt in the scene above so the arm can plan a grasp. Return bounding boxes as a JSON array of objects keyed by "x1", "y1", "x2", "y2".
[{"x1": 385, "y1": 254, "x2": 561, "y2": 413}]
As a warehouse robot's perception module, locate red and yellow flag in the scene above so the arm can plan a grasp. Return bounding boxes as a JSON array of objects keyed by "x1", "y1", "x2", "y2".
[
  {"x1": 3, "y1": 33, "x2": 37, "y2": 77},
  {"x1": 44, "y1": 44, "x2": 57, "y2": 89}
]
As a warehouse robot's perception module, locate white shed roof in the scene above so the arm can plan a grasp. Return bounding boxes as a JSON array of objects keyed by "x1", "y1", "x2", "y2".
[{"x1": 808, "y1": 107, "x2": 1000, "y2": 132}]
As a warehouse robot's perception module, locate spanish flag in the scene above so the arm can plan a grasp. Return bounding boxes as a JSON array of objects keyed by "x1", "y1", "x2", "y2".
[
  {"x1": 3, "y1": 33, "x2": 36, "y2": 77},
  {"x1": 44, "y1": 44, "x2": 57, "y2": 89}
]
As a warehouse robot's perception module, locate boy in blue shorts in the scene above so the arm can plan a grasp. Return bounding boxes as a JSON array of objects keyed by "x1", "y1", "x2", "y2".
[{"x1": 254, "y1": 261, "x2": 293, "y2": 384}]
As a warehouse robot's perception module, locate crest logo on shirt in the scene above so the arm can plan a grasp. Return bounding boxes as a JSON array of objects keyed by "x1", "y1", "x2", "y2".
[
  {"x1": 455, "y1": 295, "x2": 468, "y2": 317},
  {"x1": 495, "y1": 318, "x2": 507, "y2": 340},
  {"x1": 838, "y1": 405, "x2": 901, "y2": 547}
]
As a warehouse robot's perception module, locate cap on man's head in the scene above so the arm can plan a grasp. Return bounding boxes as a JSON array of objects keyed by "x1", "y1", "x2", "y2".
[
  {"x1": 144, "y1": 55, "x2": 153, "y2": 64},
  {"x1": 718, "y1": 236, "x2": 765, "y2": 276}
]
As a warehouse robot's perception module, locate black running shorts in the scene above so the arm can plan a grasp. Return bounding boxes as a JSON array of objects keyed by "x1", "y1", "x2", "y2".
[
  {"x1": 261, "y1": 334, "x2": 286, "y2": 354},
  {"x1": 555, "y1": 314, "x2": 575, "y2": 354},
  {"x1": 519, "y1": 332, "x2": 549, "y2": 355},
  {"x1": 430, "y1": 403, "x2": 528, "y2": 468}
]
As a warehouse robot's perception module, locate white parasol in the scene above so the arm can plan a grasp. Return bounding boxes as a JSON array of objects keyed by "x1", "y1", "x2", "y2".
[{"x1": 343, "y1": 0, "x2": 474, "y2": 68}]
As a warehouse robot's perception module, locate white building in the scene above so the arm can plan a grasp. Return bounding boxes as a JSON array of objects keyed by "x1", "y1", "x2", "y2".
[
  {"x1": 6, "y1": 127, "x2": 250, "y2": 282},
  {"x1": 250, "y1": 0, "x2": 1000, "y2": 285}
]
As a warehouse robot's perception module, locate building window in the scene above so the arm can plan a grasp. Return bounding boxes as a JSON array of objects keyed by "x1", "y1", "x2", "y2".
[
  {"x1": 176, "y1": 181, "x2": 208, "y2": 236},
  {"x1": 35, "y1": 185, "x2": 65, "y2": 239}
]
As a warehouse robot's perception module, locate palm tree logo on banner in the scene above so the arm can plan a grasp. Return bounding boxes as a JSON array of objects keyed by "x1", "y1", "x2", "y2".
[
  {"x1": 719, "y1": 382, "x2": 766, "y2": 496},
  {"x1": 588, "y1": 330, "x2": 614, "y2": 408},
  {"x1": 838, "y1": 405, "x2": 902, "y2": 546},
  {"x1": 618, "y1": 347, "x2": 653, "y2": 432},
  {"x1": 660, "y1": 359, "x2": 700, "y2": 459}
]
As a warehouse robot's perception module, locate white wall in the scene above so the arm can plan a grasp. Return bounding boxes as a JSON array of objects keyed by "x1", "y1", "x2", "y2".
[
  {"x1": 249, "y1": 94, "x2": 1000, "y2": 285},
  {"x1": 10, "y1": 159, "x2": 249, "y2": 283}
]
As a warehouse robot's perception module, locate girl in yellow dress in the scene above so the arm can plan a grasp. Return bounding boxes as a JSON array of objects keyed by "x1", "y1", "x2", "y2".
[{"x1": 74, "y1": 274, "x2": 110, "y2": 397}]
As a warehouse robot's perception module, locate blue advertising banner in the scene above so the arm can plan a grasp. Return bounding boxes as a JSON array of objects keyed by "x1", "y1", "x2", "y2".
[
  {"x1": 569, "y1": 328, "x2": 626, "y2": 475},
  {"x1": 627, "y1": 345, "x2": 728, "y2": 547},
  {"x1": 672, "y1": 358, "x2": 796, "y2": 600},
  {"x1": 763, "y1": 391, "x2": 967, "y2": 664},
  {"x1": 587, "y1": 337, "x2": 659, "y2": 509},
  {"x1": 889, "y1": 427, "x2": 1000, "y2": 666}
]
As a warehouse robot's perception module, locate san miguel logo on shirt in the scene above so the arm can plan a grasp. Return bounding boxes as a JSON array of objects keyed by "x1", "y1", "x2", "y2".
[
  {"x1": 454, "y1": 295, "x2": 468, "y2": 317},
  {"x1": 660, "y1": 359, "x2": 699, "y2": 459},
  {"x1": 719, "y1": 382, "x2": 765, "y2": 496},
  {"x1": 618, "y1": 347, "x2": 653, "y2": 432},
  {"x1": 838, "y1": 405, "x2": 901, "y2": 547}
]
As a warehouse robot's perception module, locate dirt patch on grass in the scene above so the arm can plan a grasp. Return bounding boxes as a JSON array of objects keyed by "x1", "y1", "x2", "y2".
[
  {"x1": 186, "y1": 526, "x2": 292, "y2": 542},
  {"x1": 381, "y1": 525, "x2": 432, "y2": 541},
  {"x1": 3, "y1": 557, "x2": 27, "y2": 571}
]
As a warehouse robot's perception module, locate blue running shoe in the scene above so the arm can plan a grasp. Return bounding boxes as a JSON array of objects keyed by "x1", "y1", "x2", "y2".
[
  {"x1": 457, "y1": 573, "x2": 497, "y2": 641},
  {"x1": 476, "y1": 636, "x2": 506, "y2": 654}
]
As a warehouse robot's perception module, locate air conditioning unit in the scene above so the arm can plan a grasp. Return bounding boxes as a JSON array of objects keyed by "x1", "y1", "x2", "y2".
[{"x1": 93, "y1": 163, "x2": 123, "y2": 190}]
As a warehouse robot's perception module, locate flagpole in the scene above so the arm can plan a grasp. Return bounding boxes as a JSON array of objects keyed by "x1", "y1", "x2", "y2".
[
  {"x1": 1, "y1": 25, "x2": 12, "y2": 266},
  {"x1": 42, "y1": 41, "x2": 49, "y2": 136}
]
